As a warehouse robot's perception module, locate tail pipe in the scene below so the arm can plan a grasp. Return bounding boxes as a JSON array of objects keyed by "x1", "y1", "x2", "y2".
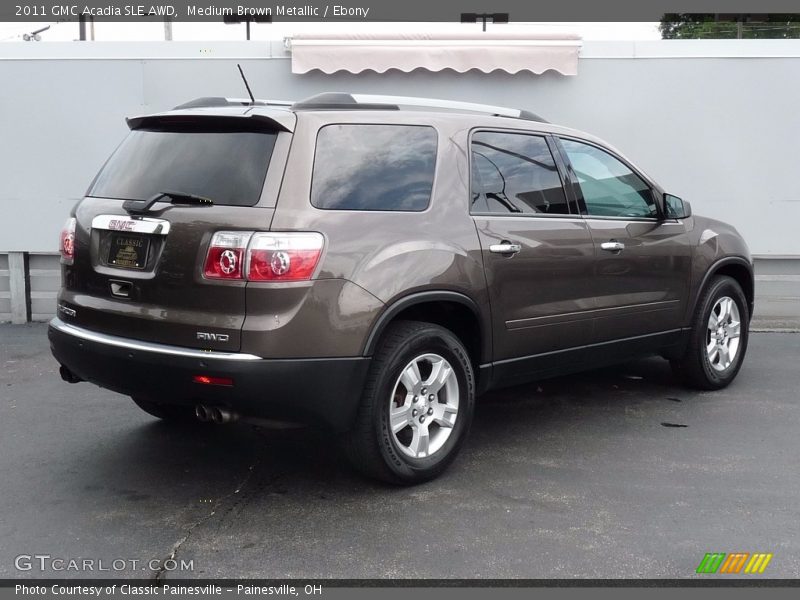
[
  {"x1": 195, "y1": 404, "x2": 211, "y2": 422},
  {"x1": 59, "y1": 365, "x2": 83, "y2": 384},
  {"x1": 195, "y1": 404, "x2": 239, "y2": 425}
]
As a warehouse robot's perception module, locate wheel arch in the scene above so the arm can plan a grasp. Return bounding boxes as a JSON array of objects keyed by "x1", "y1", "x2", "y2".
[
  {"x1": 362, "y1": 291, "x2": 490, "y2": 368},
  {"x1": 691, "y1": 257, "x2": 754, "y2": 322}
]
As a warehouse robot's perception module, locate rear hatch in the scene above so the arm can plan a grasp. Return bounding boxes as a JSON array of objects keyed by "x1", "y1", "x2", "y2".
[{"x1": 60, "y1": 109, "x2": 293, "y2": 352}]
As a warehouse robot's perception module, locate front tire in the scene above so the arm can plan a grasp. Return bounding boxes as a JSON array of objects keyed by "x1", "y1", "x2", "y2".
[
  {"x1": 671, "y1": 275, "x2": 749, "y2": 390},
  {"x1": 343, "y1": 321, "x2": 475, "y2": 484}
]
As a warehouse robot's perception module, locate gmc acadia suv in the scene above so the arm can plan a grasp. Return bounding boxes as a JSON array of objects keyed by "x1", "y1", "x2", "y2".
[{"x1": 49, "y1": 93, "x2": 753, "y2": 484}]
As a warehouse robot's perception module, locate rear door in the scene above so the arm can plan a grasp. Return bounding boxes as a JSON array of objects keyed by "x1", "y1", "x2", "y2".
[
  {"x1": 470, "y1": 130, "x2": 597, "y2": 372},
  {"x1": 555, "y1": 137, "x2": 692, "y2": 342},
  {"x1": 60, "y1": 113, "x2": 291, "y2": 352}
]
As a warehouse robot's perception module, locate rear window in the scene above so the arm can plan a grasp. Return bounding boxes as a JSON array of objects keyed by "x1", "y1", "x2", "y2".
[
  {"x1": 88, "y1": 126, "x2": 277, "y2": 207},
  {"x1": 311, "y1": 124, "x2": 437, "y2": 211}
]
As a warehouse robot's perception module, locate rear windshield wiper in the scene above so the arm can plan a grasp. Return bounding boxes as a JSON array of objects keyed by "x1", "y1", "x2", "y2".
[{"x1": 123, "y1": 191, "x2": 213, "y2": 214}]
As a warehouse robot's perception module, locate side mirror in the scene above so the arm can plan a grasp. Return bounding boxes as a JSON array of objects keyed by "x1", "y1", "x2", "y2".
[{"x1": 664, "y1": 194, "x2": 692, "y2": 219}]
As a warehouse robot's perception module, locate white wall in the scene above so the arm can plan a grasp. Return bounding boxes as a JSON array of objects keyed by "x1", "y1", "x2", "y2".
[{"x1": 2, "y1": 40, "x2": 799, "y2": 255}]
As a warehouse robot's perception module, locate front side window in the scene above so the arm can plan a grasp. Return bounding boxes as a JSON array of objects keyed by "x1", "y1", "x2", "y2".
[
  {"x1": 560, "y1": 139, "x2": 656, "y2": 219},
  {"x1": 470, "y1": 131, "x2": 569, "y2": 215},
  {"x1": 311, "y1": 124, "x2": 437, "y2": 211}
]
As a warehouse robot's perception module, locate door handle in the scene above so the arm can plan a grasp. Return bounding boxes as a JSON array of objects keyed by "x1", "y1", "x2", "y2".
[
  {"x1": 600, "y1": 241, "x2": 625, "y2": 253},
  {"x1": 489, "y1": 241, "x2": 522, "y2": 255}
]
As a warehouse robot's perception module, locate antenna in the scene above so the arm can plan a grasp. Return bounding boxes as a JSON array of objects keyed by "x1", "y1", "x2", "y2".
[{"x1": 237, "y1": 64, "x2": 255, "y2": 106}]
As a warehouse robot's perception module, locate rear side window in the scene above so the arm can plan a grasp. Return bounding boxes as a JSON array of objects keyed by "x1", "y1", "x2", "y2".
[
  {"x1": 470, "y1": 131, "x2": 569, "y2": 215},
  {"x1": 88, "y1": 126, "x2": 277, "y2": 207},
  {"x1": 311, "y1": 124, "x2": 437, "y2": 211}
]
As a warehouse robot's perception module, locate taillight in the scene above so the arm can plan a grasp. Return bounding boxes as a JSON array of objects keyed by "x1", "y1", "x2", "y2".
[
  {"x1": 59, "y1": 217, "x2": 76, "y2": 264},
  {"x1": 203, "y1": 231, "x2": 324, "y2": 282},
  {"x1": 203, "y1": 231, "x2": 252, "y2": 279},
  {"x1": 247, "y1": 232, "x2": 324, "y2": 281}
]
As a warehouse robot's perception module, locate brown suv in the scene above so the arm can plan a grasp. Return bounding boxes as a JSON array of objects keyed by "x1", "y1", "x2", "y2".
[{"x1": 49, "y1": 93, "x2": 753, "y2": 484}]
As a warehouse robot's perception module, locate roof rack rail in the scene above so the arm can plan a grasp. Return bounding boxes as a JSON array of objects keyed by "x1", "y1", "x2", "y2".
[
  {"x1": 291, "y1": 92, "x2": 547, "y2": 122},
  {"x1": 172, "y1": 97, "x2": 293, "y2": 110}
]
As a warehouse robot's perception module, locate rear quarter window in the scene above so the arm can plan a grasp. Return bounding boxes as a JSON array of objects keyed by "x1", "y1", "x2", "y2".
[{"x1": 311, "y1": 124, "x2": 438, "y2": 211}]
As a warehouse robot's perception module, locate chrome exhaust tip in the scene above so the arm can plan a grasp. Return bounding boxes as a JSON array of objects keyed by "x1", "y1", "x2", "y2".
[
  {"x1": 195, "y1": 404, "x2": 211, "y2": 422},
  {"x1": 211, "y1": 407, "x2": 238, "y2": 425}
]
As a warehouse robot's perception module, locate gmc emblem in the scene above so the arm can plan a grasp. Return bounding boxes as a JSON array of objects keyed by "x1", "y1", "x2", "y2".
[
  {"x1": 197, "y1": 332, "x2": 230, "y2": 342},
  {"x1": 108, "y1": 219, "x2": 135, "y2": 231}
]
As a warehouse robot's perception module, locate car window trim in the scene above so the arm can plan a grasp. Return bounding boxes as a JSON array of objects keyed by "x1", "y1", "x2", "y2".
[
  {"x1": 545, "y1": 135, "x2": 582, "y2": 215},
  {"x1": 467, "y1": 127, "x2": 573, "y2": 218},
  {"x1": 553, "y1": 135, "x2": 664, "y2": 221}
]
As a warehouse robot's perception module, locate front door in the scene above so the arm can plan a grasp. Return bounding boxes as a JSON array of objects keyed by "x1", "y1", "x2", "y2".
[{"x1": 556, "y1": 137, "x2": 692, "y2": 343}]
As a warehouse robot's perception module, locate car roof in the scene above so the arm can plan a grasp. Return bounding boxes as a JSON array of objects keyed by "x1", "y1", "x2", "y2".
[{"x1": 128, "y1": 93, "x2": 620, "y2": 157}]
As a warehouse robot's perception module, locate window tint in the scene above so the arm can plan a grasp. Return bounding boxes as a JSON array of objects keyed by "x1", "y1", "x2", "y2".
[
  {"x1": 470, "y1": 132, "x2": 568, "y2": 216},
  {"x1": 311, "y1": 124, "x2": 437, "y2": 211},
  {"x1": 89, "y1": 127, "x2": 276, "y2": 206},
  {"x1": 560, "y1": 139, "x2": 656, "y2": 218}
]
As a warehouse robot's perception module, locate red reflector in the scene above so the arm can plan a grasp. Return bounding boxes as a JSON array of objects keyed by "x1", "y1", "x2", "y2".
[{"x1": 192, "y1": 375, "x2": 234, "y2": 387}]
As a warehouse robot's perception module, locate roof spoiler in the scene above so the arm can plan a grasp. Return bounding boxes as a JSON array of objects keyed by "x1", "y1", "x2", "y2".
[{"x1": 126, "y1": 112, "x2": 294, "y2": 133}]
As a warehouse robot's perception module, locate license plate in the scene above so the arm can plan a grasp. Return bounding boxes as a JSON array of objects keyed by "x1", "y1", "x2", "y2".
[{"x1": 107, "y1": 233, "x2": 150, "y2": 270}]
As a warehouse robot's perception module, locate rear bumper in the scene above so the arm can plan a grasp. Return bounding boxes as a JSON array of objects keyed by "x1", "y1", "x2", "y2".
[{"x1": 48, "y1": 318, "x2": 370, "y2": 432}]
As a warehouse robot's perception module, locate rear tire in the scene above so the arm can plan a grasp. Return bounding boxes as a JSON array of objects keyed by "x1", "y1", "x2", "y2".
[
  {"x1": 343, "y1": 320, "x2": 475, "y2": 485},
  {"x1": 131, "y1": 397, "x2": 196, "y2": 422},
  {"x1": 671, "y1": 275, "x2": 749, "y2": 390}
]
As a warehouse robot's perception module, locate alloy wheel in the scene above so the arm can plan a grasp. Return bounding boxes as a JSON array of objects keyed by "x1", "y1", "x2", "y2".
[
  {"x1": 706, "y1": 296, "x2": 741, "y2": 372},
  {"x1": 389, "y1": 353, "x2": 460, "y2": 459}
]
